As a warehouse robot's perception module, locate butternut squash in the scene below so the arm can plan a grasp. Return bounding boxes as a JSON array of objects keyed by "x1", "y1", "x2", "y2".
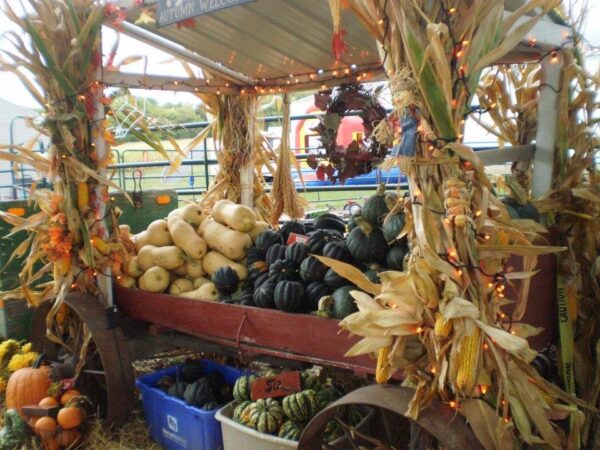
[
  {"x1": 212, "y1": 199, "x2": 256, "y2": 232},
  {"x1": 199, "y1": 219, "x2": 252, "y2": 261},
  {"x1": 138, "y1": 245, "x2": 185, "y2": 271},
  {"x1": 116, "y1": 275, "x2": 136, "y2": 288},
  {"x1": 133, "y1": 220, "x2": 173, "y2": 251},
  {"x1": 181, "y1": 282, "x2": 219, "y2": 301},
  {"x1": 186, "y1": 260, "x2": 206, "y2": 278},
  {"x1": 193, "y1": 276, "x2": 211, "y2": 289},
  {"x1": 169, "y1": 278, "x2": 195, "y2": 295},
  {"x1": 168, "y1": 203, "x2": 205, "y2": 227},
  {"x1": 123, "y1": 256, "x2": 143, "y2": 278},
  {"x1": 202, "y1": 251, "x2": 248, "y2": 280},
  {"x1": 167, "y1": 216, "x2": 207, "y2": 260},
  {"x1": 248, "y1": 221, "x2": 270, "y2": 242},
  {"x1": 139, "y1": 267, "x2": 170, "y2": 292},
  {"x1": 172, "y1": 264, "x2": 188, "y2": 276}
]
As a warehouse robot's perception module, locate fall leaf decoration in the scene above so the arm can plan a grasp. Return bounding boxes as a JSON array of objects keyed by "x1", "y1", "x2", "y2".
[{"x1": 311, "y1": 83, "x2": 388, "y2": 183}]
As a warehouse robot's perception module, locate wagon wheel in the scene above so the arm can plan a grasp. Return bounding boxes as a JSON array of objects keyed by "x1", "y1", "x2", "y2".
[
  {"x1": 298, "y1": 385, "x2": 484, "y2": 450},
  {"x1": 30, "y1": 292, "x2": 136, "y2": 426}
]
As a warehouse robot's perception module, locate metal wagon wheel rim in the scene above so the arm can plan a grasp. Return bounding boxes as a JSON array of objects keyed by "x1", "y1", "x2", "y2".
[{"x1": 30, "y1": 292, "x2": 136, "y2": 426}]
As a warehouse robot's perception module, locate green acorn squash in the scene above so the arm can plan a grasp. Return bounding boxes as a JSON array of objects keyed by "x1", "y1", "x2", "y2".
[
  {"x1": 305, "y1": 281, "x2": 331, "y2": 311},
  {"x1": 285, "y1": 242, "x2": 308, "y2": 266},
  {"x1": 266, "y1": 244, "x2": 287, "y2": 266},
  {"x1": 211, "y1": 266, "x2": 239, "y2": 296},
  {"x1": 320, "y1": 286, "x2": 358, "y2": 319},
  {"x1": 239, "y1": 288, "x2": 255, "y2": 306},
  {"x1": 248, "y1": 260, "x2": 269, "y2": 281},
  {"x1": 307, "y1": 229, "x2": 343, "y2": 254},
  {"x1": 299, "y1": 256, "x2": 327, "y2": 283},
  {"x1": 253, "y1": 281, "x2": 276, "y2": 308},
  {"x1": 386, "y1": 245, "x2": 407, "y2": 271},
  {"x1": 274, "y1": 280, "x2": 305, "y2": 313},
  {"x1": 322, "y1": 241, "x2": 352, "y2": 262},
  {"x1": 323, "y1": 268, "x2": 349, "y2": 289},
  {"x1": 246, "y1": 246, "x2": 266, "y2": 266},
  {"x1": 313, "y1": 214, "x2": 346, "y2": 234},
  {"x1": 382, "y1": 212, "x2": 406, "y2": 244},
  {"x1": 184, "y1": 380, "x2": 215, "y2": 406},
  {"x1": 168, "y1": 381, "x2": 188, "y2": 399},
  {"x1": 268, "y1": 259, "x2": 300, "y2": 283},
  {"x1": 279, "y1": 221, "x2": 306, "y2": 243},
  {"x1": 347, "y1": 216, "x2": 387, "y2": 264},
  {"x1": 361, "y1": 183, "x2": 389, "y2": 225},
  {"x1": 255, "y1": 229, "x2": 283, "y2": 252}
]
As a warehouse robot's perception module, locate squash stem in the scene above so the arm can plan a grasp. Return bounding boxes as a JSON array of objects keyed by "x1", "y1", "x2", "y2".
[
  {"x1": 376, "y1": 182, "x2": 386, "y2": 196},
  {"x1": 354, "y1": 216, "x2": 373, "y2": 235}
]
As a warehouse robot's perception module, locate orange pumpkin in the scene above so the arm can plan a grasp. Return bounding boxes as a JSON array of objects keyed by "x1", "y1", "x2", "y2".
[
  {"x1": 34, "y1": 416, "x2": 57, "y2": 437},
  {"x1": 27, "y1": 416, "x2": 39, "y2": 429},
  {"x1": 57, "y1": 407, "x2": 83, "y2": 429},
  {"x1": 55, "y1": 428, "x2": 81, "y2": 447},
  {"x1": 39, "y1": 396, "x2": 59, "y2": 407},
  {"x1": 6, "y1": 355, "x2": 51, "y2": 416},
  {"x1": 60, "y1": 389, "x2": 81, "y2": 406}
]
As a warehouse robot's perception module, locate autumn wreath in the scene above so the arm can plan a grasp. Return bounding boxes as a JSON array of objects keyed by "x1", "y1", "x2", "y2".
[{"x1": 309, "y1": 83, "x2": 388, "y2": 183}]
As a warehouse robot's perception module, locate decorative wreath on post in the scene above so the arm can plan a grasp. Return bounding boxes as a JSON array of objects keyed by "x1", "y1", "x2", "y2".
[{"x1": 309, "y1": 83, "x2": 388, "y2": 183}]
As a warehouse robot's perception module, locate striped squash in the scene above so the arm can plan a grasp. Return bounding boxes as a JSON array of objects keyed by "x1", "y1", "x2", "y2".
[
  {"x1": 248, "y1": 398, "x2": 284, "y2": 434},
  {"x1": 278, "y1": 420, "x2": 304, "y2": 441},
  {"x1": 282, "y1": 390, "x2": 319, "y2": 422},
  {"x1": 232, "y1": 401, "x2": 253, "y2": 424},
  {"x1": 232, "y1": 375, "x2": 256, "y2": 402}
]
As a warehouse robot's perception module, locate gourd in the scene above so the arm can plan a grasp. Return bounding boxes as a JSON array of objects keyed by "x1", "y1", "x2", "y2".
[
  {"x1": 361, "y1": 183, "x2": 389, "y2": 226},
  {"x1": 305, "y1": 282, "x2": 331, "y2": 311},
  {"x1": 255, "y1": 229, "x2": 283, "y2": 252},
  {"x1": 299, "y1": 256, "x2": 327, "y2": 283},
  {"x1": 212, "y1": 266, "x2": 240, "y2": 296},
  {"x1": 6, "y1": 355, "x2": 51, "y2": 416},
  {"x1": 168, "y1": 381, "x2": 188, "y2": 399},
  {"x1": 320, "y1": 286, "x2": 358, "y2": 319},
  {"x1": 313, "y1": 213, "x2": 346, "y2": 234},
  {"x1": 184, "y1": 380, "x2": 215, "y2": 406},
  {"x1": 0, "y1": 409, "x2": 27, "y2": 450},
  {"x1": 248, "y1": 398, "x2": 285, "y2": 434},
  {"x1": 386, "y1": 245, "x2": 407, "y2": 271},
  {"x1": 282, "y1": 389, "x2": 319, "y2": 422},
  {"x1": 322, "y1": 241, "x2": 352, "y2": 262},
  {"x1": 279, "y1": 221, "x2": 306, "y2": 242},
  {"x1": 193, "y1": 277, "x2": 211, "y2": 289},
  {"x1": 185, "y1": 259, "x2": 206, "y2": 278},
  {"x1": 169, "y1": 278, "x2": 195, "y2": 295},
  {"x1": 248, "y1": 261, "x2": 268, "y2": 281},
  {"x1": 233, "y1": 400, "x2": 254, "y2": 424},
  {"x1": 116, "y1": 275, "x2": 136, "y2": 288},
  {"x1": 168, "y1": 203, "x2": 205, "y2": 227},
  {"x1": 167, "y1": 215, "x2": 207, "y2": 260},
  {"x1": 133, "y1": 219, "x2": 173, "y2": 251},
  {"x1": 138, "y1": 245, "x2": 185, "y2": 271},
  {"x1": 202, "y1": 251, "x2": 248, "y2": 280},
  {"x1": 307, "y1": 229, "x2": 343, "y2": 254},
  {"x1": 57, "y1": 406, "x2": 83, "y2": 429},
  {"x1": 139, "y1": 266, "x2": 170, "y2": 293},
  {"x1": 268, "y1": 259, "x2": 300, "y2": 283},
  {"x1": 123, "y1": 256, "x2": 143, "y2": 278},
  {"x1": 285, "y1": 242, "x2": 308, "y2": 266},
  {"x1": 274, "y1": 281, "x2": 305, "y2": 313},
  {"x1": 233, "y1": 375, "x2": 257, "y2": 402},
  {"x1": 199, "y1": 220, "x2": 253, "y2": 261},
  {"x1": 248, "y1": 221, "x2": 270, "y2": 242},
  {"x1": 253, "y1": 281, "x2": 276, "y2": 308},
  {"x1": 265, "y1": 244, "x2": 286, "y2": 266},
  {"x1": 212, "y1": 199, "x2": 256, "y2": 232},
  {"x1": 346, "y1": 216, "x2": 388, "y2": 264},
  {"x1": 278, "y1": 420, "x2": 304, "y2": 441},
  {"x1": 323, "y1": 268, "x2": 348, "y2": 289}
]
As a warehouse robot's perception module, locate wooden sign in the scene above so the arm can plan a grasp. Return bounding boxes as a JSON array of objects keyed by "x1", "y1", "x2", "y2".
[
  {"x1": 157, "y1": 0, "x2": 256, "y2": 27},
  {"x1": 250, "y1": 371, "x2": 302, "y2": 400},
  {"x1": 22, "y1": 405, "x2": 59, "y2": 418}
]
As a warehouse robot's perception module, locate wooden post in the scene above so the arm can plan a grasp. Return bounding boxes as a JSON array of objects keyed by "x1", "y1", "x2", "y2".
[
  {"x1": 239, "y1": 96, "x2": 256, "y2": 207},
  {"x1": 531, "y1": 54, "x2": 563, "y2": 198}
]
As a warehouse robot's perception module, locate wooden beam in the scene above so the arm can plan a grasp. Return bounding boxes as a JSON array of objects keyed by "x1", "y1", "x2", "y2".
[
  {"x1": 102, "y1": 71, "x2": 239, "y2": 94},
  {"x1": 502, "y1": 11, "x2": 571, "y2": 50},
  {"x1": 477, "y1": 144, "x2": 535, "y2": 166}
]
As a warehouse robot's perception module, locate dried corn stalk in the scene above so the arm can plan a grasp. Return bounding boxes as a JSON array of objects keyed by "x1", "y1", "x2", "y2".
[{"x1": 327, "y1": 1, "x2": 587, "y2": 448}]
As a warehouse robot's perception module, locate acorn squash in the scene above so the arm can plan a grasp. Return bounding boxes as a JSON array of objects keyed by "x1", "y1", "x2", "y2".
[
  {"x1": 347, "y1": 216, "x2": 387, "y2": 264},
  {"x1": 285, "y1": 242, "x2": 308, "y2": 266},
  {"x1": 322, "y1": 241, "x2": 352, "y2": 262},
  {"x1": 386, "y1": 245, "x2": 407, "y2": 271},
  {"x1": 299, "y1": 256, "x2": 327, "y2": 283},
  {"x1": 255, "y1": 229, "x2": 283, "y2": 252},
  {"x1": 211, "y1": 266, "x2": 240, "y2": 296},
  {"x1": 253, "y1": 280, "x2": 276, "y2": 308},
  {"x1": 265, "y1": 244, "x2": 287, "y2": 266},
  {"x1": 362, "y1": 183, "x2": 389, "y2": 226},
  {"x1": 305, "y1": 281, "x2": 331, "y2": 311},
  {"x1": 313, "y1": 214, "x2": 346, "y2": 234},
  {"x1": 274, "y1": 281, "x2": 305, "y2": 313},
  {"x1": 279, "y1": 221, "x2": 306, "y2": 243},
  {"x1": 268, "y1": 259, "x2": 300, "y2": 283},
  {"x1": 307, "y1": 229, "x2": 343, "y2": 254}
]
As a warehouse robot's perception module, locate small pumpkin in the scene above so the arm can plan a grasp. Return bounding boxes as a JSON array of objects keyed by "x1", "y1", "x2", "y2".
[
  {"x1": 57, "y1": 406, "x2": 83, "y2": 430},
  {"x1": 361, "y1": 183, "x2": 389, "y2": 226},
  {"x1": 279, "y1": 221, "x2": 306, "y2": 243},
  {"x1": 211, "y1": 266, "x2": 240, "y2": 296},
  {"x1": 0, "y1": 409, "x2": 27, "y2": 450},
  {"x1": 253, "y1": 281, "x2": 276, "y2": 309},
  {"x1": 60, "y1": 390, "x2": 81, "y2": 406},
  {"x1": 34, "y1": 416, "x2": 57, "y2": 437},
  {"x1": 284, "y1": 242, "x2": 308, "y2": 266},
  {"x1": 282, "y1": 389, "x2": 319, "y2": 422},
  {"x1": 55, "y1": 428, "x2": 81, "y2": 448},
  {"x1": 6, "y1": 355, "x2": 51, "y2": 416},
  {"x1": 184, "y1": 380, "x2": 215, "y2": 407},
  {"x1": 313, "y1": 214, "x2": 346, "y2": 234},
  {"x1": 255, "y1": 229, "x2": 283, "y2": 252},
  {"x1": 322, "y1": 241, "x2": 352, "y2": 263},
  {"x1": 346, "y1": 216, "x2": 388, "y2": 264},
  {"x1": 233, "y1": 375, "x2": 257, "y2": 402},
  {"x1": 268, "y1": 259, "x2": 300, "y2": 283},
  {"x1": 248, "y1": 398, "x2": 285, "y2": 434},
  {"x1": 39, "y1": 397, "x2": 59, "y2": 407},
  {"x1": 274, "y1": 281, "x2": 305, "y2": 313},
  {"x1": 386, "y1": 245, "x2": 407, "y2": 271},
  {"x1": 307, "y1": 229, "x2": 343, "y2": 254},
  {"x1": 305, "y1": 282, "x2": 331, "y2": 311},
  {"x1": 168, "y1": 381, "x2": 188, "y2": 399},
  {"x1": 323, "y1": 268, "x2": 349, "y2": 289},
  {"x1": 265, "y1": 244, "x2": 287, "y2": 266},
  {"x1": 299, "y1": 256, "x2": 327, "y2": 283}
]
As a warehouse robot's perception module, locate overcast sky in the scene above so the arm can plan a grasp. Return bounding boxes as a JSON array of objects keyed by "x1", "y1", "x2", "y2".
[{"x1": 0, "y1": 4, "x2": 598, "y2": 110}]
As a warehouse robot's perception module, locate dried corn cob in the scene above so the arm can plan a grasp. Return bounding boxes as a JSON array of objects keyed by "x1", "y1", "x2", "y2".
[
  {"x1": 434, "y1": 313, "x2": 453, "y2": 337},
  {"x1": 77, "y1": 182, "x2": 88, "y2": 210},
  {"x1": 376, "y1": 346, "x2": 391, "y2": 384},
  {"x1": 456, "y1": 328, "x2": 482, "y2": 392}
]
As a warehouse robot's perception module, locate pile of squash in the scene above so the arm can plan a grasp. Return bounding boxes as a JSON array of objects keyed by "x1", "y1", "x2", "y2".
[
  {"x1": 121, "y1": 199, "x2": 269, "y2": 300},
  {"x1": 231, "y1": 371, "x2": 366, "y2": 442}
]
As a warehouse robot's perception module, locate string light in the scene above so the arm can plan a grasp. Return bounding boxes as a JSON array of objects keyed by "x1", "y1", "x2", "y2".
[{"x1": 551, "y1": 51, "x2": 559, "y2": 63}]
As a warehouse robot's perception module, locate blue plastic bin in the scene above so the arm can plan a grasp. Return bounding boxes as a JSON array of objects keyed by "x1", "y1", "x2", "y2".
[{"x1": 136, "y1": 359, "x2": 247, "y2": 450}]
